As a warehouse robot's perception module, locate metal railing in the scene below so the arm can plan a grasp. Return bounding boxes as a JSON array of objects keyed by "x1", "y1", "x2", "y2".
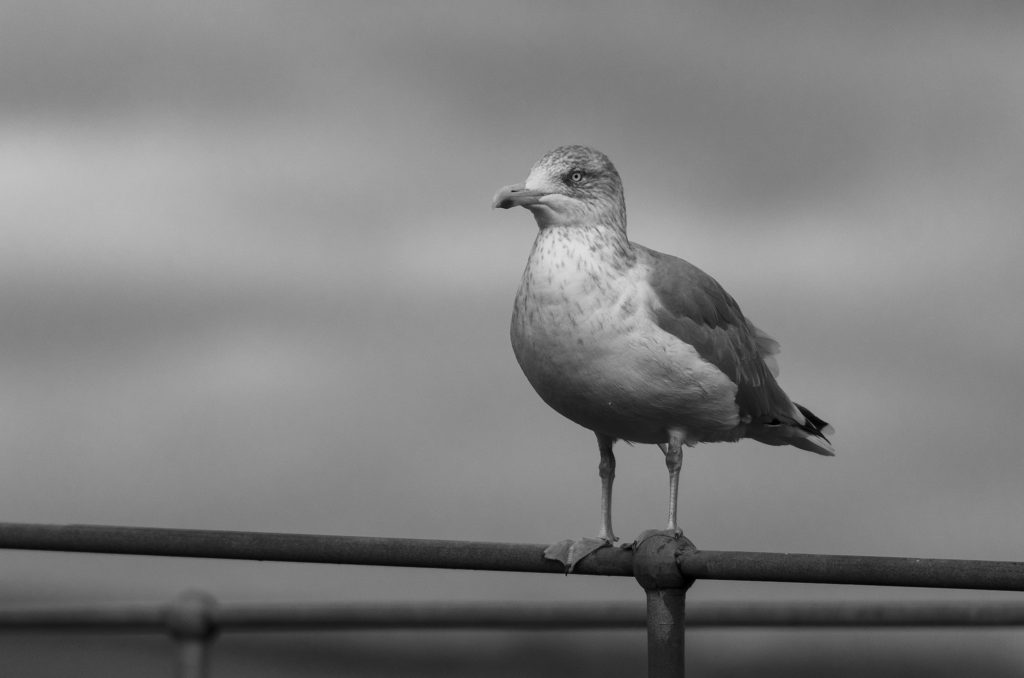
[{"x1": 2, "y1": 522, "x2": 1023, "y2": 677}]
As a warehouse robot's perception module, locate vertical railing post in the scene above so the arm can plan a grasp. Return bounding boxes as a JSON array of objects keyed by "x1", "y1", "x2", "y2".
[
  {"x1": 165, "y1": 590, "x2": 218, "y2": 678},
  {"x1": 632, "y1": 532, "x2": 696, "y2": 678}
]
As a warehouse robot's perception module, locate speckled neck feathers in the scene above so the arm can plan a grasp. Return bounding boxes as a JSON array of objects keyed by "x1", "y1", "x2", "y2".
[{"x1": 517, "y1": 224, "x2": 635, "y2": 315}]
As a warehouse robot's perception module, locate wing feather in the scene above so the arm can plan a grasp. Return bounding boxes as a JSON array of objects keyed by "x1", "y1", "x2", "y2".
[{"x1": 641, "y1": 247, "x2": 795, "y2": 423}]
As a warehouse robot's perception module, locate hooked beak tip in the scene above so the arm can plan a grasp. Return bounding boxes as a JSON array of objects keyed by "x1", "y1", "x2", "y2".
[{"x1": 492, "y1": 183, "x2": 544, "y2": 210}]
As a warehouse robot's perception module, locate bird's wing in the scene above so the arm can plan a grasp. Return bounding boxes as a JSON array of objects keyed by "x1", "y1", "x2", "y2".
[{"x1": 640, "y1": 246, "x2": 795, "y2": 422}]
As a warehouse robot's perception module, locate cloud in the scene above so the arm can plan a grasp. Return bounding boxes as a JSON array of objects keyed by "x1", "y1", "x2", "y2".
[{"x1": 1, "y1": 3, "x2": 1022, "y2": 626}]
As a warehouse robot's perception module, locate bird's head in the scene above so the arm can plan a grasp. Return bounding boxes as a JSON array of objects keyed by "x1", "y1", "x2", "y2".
[{"x1": 492, "y1": 145, "x2": 626, "y2": 232}]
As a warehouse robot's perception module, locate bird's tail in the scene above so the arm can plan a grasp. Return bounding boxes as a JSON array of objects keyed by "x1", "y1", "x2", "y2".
[{"x1": 750, "y1": 403, "x2": 835, "y2": 456}]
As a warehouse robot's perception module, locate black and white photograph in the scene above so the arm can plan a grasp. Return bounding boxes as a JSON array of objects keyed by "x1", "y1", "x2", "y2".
[{"x1": 1, "y1": 2, "x2": 1022, "y2": 676}]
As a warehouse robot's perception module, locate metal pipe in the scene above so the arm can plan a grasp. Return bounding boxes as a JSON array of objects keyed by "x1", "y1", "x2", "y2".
[
  {"x1": 0, "y1": 522, "x2": 632, "y2": 576},
  {"x1": 632, "y1": 532, "x2": 696, "y2": 678},
  {"x1": 0, "y1": 601, "x2": 644, "y2": 631},
  {"x1": 4, "y1": 600, "x2": 1024, "y2": 632},
  {"x1": 2, "y1": 522, "x2": 1024, "y2": 590},
  {"x1": 0, "y1": 605, "x2": 165, "y2": 631},
  {"x1": 215, "y1": 601, "x2": 644, "y2": 630},
  {"x1": 175, "y1": 639, "x2": 209, "y2": 678},
  {"x1": 677, "y1": 550, "x2": 1024, "y2": 591},
  {"x1": 165, "y1": 592, "x2": 217, "y2": 678},
  {"x1": 644, "y1": 589, "x2": 687, "y2": 677},
  {"x1": 686, "y1": 601, "x2": 1024, "y2": 627}
]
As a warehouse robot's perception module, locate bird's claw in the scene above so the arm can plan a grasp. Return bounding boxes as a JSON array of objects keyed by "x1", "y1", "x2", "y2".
[
  {"x1": 543, "y1": 537, "x2": 614, "y2": 574},
  {"x1": 621, "y1": 528, "x2": 687, "y2": 551}
]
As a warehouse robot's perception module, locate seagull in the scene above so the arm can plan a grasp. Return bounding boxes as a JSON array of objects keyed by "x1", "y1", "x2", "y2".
[{"x1": 492, "y1": 145, "x2": 834, "y2": 568}]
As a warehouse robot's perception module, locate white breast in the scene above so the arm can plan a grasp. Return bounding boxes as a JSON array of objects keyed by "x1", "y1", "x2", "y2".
[{"x1": 511, "y1": 228, "x2": 740, "y2": 444}]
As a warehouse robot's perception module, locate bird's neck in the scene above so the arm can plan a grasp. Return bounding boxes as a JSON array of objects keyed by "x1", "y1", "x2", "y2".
[{"x1": 527, "y1": 222, "x2": 635, "y2": 280}]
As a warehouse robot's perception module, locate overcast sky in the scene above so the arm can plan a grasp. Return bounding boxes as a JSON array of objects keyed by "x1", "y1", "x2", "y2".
[{"x1": 1, "y1": 1, "x2": 1022, "y2": 630}]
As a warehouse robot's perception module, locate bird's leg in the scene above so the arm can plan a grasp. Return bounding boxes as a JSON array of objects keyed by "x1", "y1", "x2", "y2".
[
  {"x1": 658, "y1": 429, "x2": 685, "y2": 535},
  {"x1": 542, "y1": 433, "x2": 619, "y2": 571},
  {"x1": 596, "y1": 433, "x2": 618, "y2": 543}
]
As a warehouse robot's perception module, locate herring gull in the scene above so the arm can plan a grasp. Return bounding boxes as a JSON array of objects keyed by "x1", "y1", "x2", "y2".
[{"x1": 492, "y1": 145, "x2": 834, "y2": 569}]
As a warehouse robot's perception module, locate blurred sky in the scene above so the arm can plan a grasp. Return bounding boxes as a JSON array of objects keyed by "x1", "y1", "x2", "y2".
[{"x1": 1, "y1": 0, "x2": 1023, "y2": 619}]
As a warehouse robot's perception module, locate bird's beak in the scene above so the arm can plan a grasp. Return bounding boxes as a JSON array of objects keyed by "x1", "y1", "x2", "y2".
[{"x1": 492, "y1": 183, "x2": 547, "y2": 209}]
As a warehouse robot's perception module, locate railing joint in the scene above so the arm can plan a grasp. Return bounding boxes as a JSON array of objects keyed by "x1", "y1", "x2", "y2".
[
  {"x1": 632, "y1": 530, "x2": 696, "y2": 678},
  {"x1": 164, "y1": 590, "x2": 218, "y2": 678}
]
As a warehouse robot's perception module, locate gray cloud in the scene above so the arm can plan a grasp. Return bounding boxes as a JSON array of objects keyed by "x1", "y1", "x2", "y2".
[{"x1": 0, "y1": 10, "x2": 1022, "y2": 669}]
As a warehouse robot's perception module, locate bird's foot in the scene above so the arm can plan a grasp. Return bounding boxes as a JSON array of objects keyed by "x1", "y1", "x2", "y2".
[
  {"x1": 621, "y1": 528, "x2": 687, "y2": 551},
  {"x1": 543, "y1": 537, "x2": 614, "y2": 574}
]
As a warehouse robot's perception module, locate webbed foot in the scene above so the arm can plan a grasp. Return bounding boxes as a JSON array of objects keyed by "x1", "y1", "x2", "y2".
[{"x1": 543, "y1": 537, "x2": 614, "y2": 573}]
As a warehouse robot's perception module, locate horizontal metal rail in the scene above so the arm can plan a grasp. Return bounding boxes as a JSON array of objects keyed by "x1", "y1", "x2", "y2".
[
  {"x1": 677, "y1": 551, "x2": 1024, "y2": 591},
  {"x1": 1, "y1": 522, "x2": 1023, "y2": 590},
  {"x1": 689, "y1": 601, "x2": 1024, "y2": 627},
  {"x1": 0, "y1": 522, "x2": 625, "y2": 575},
  {"x1": 4, "y1": 523, "x2": 1024, "y2": 678},
  {"x1": 4, "y1": 599, "x2": 1024, "y2": 632}
]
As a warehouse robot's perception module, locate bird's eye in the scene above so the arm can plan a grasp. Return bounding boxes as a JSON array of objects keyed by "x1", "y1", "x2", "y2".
[{"x1": 568, "y1": 171, "x2": 584, "y2": 184}]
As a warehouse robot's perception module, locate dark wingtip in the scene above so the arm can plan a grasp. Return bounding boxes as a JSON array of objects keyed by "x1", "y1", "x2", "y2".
[
  {"x1": 796, "y1": 403, "x2": 833, "y2": 436},
  {"x1": 793, "y1": 403, "x2": 835, "y2": 455}
]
